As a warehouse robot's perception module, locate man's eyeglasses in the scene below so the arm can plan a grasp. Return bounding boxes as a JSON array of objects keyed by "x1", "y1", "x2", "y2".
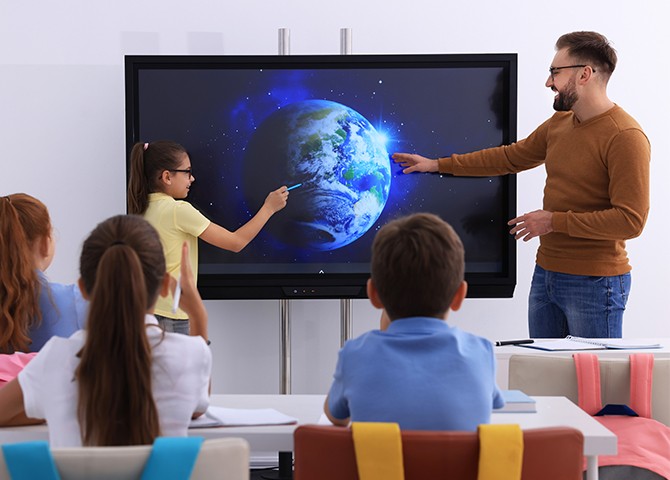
[
  {"x1": 170, "y1": 168, "x2": 193, "y2": 176},
  {"x1": 548, "y1": 64, "x2": 594, "y2": 80}
]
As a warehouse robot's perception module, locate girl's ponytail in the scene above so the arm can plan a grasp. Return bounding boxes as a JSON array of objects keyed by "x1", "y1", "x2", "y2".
[
  {"x1": 127, "y1": 142, "x2": 149, "y2": 214},
  {"x1": 76, "y1": 215, "x2": 165, "y2": 445},
  {"x1": 126, "y1": 140, "x2": 188, "y2": 214}
]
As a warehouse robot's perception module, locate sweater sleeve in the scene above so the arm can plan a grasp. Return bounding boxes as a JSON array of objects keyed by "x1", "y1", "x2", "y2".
[{"x1": 437, "y1": 118, "x2": 552, "y2": 176}]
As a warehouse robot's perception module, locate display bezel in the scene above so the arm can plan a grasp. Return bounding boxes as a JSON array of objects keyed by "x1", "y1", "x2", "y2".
[{"x1": 125, "y1": 53, "x2": 518, "y2": 299}]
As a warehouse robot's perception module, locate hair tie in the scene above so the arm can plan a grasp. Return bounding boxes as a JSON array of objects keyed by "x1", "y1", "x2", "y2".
[
  {"x1": 143, "y1": 143, "x2": 149, "y2": 151},
  {"x1": 110, "y1": 240, "x2": 126, "y2": 246}
]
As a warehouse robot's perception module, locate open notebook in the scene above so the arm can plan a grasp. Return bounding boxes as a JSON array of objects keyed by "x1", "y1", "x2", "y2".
[
  {"x1": 519, "y1": 335, "x2": 661, "y2": 352},
  {"x1": 189, "y1": 406, "x2": 298, "y2": 428}
]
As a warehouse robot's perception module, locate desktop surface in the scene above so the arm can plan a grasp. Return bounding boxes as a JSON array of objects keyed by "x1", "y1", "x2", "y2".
[
  {"x1": 0, "y1": 394, "x2": 615, "y2": 456},
  {"x1": 495, "y1": 337, "x2": 670, "y2": 389}
]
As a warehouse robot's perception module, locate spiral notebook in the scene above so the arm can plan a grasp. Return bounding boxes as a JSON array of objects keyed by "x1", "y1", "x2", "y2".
[{"x1": 519, "y1": 335, "x2": 661, "y2": 352}]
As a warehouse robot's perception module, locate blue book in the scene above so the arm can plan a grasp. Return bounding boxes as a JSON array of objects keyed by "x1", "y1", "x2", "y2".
[{"x1": 494, "y1": 390, "x2": 537, "y2": 413}]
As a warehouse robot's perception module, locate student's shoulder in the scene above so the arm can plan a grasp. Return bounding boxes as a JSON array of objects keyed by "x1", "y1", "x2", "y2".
[
  {"x1": 42, "y1": 330, "x2": 85, "y2": 349},
  {"x1": 173, "y1": 199, "x2": 209, "y2": 222},
  {"x1": 158, "y1": 332, "x2": 211, "y2": 362},
  {"x1": 24, "y1": 332, "x2": 84, "y2": 369},
  {"x1": 39, "y1": 278, "x2": 79, "y2": 300},
  {"x1": 339, "y1": 329, "x2": 381, "y2": 352},
  {"x1": 147, "y1": 193, "x2": 198, "y2": 212},
  {"x1": 449, "y1": 327, "x2": 494, "y2": 352}
]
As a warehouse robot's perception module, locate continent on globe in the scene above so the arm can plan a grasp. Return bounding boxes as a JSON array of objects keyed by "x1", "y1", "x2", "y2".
[{"x1": 243, "y1": 99, "x2": 392, "y2": 251}]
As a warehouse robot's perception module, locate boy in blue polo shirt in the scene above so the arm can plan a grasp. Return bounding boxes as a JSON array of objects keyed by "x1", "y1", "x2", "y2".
[{"x1": 324, "y1": 213, "x2": 504, "y2": 431}]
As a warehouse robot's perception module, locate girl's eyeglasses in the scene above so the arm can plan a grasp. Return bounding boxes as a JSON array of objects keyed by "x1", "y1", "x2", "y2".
[{"x1": 170, "y1": 168, "x2": 193, "y2": 176}]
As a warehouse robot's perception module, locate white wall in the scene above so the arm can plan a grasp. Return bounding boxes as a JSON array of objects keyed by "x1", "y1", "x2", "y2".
[{"x1": 2, "y1": 0, "x2": 668, "y2": 394}]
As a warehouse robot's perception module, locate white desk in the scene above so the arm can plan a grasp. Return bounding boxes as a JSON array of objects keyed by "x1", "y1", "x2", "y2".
[
  {"x1": 0, "y1": 395, "x2": 615, "y2": 480},
  {"x1": 495, "y1": 338, "x2": 670, "y2": 388}
]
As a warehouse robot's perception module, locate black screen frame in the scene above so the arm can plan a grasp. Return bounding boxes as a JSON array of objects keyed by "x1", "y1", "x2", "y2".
[{"x1": 125, "y1": 53, "x2": 517, "y2": 299}]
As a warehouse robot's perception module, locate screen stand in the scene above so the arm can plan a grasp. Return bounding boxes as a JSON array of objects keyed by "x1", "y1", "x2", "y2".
[
  {"x1": 263, "y1": 28, "x2": 355, "y2": 480},
  {"x1": 279, "y1": 298, "x2": 291, "y2": 395},
  {"x1": 340, "y1": 299, "x2": 352, "y2": 347},
  {"x1": 261, "y1": 28, "x2": 294, "y2": 480},
  {"x1": 338, "y1": 28, "x2": 354, "y2": 348},
  {"x1": 277, "y1": 26, "x2": 292, "y2": 399},
  {"x1": 340, "y1": 27, "x2": 352, "y2": 55}
]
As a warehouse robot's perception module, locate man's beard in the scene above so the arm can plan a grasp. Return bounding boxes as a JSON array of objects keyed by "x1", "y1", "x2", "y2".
[{"x1": 552, "y1": 80, "x2": 578, "y2": 111}]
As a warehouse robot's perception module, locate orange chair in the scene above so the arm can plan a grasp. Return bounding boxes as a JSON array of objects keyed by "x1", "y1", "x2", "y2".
[{"x1": 293, "y1": 425, "x2": 584, "y2": 480}]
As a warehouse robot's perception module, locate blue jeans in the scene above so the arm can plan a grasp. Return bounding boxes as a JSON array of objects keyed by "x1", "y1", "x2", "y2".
[
  {"x1": 528, "y1": 265, "x2": 630, "y2": 338},
  {"x1": 154, "y1": 315, "x2": 190, "y2": 335}
]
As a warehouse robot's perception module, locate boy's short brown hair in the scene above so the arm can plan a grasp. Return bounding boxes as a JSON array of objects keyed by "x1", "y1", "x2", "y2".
[{"x1": 370, "y1": 213, "x2": 465, "y2": 320}]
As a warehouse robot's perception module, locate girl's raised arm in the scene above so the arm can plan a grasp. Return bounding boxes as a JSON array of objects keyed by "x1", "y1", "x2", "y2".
[{"x1": 199, "y1": 186, "x2": 288, "y2": 253}]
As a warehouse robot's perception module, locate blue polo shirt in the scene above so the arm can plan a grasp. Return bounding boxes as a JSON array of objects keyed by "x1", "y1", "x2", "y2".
[{"x1": 327, "y1": 317, "x2": 504, "y2": 431}]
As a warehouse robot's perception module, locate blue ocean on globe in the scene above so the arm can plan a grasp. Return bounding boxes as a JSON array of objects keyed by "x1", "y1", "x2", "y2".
[{"x1": 243, "y1": 99, "x2": 392, "y2": 251}]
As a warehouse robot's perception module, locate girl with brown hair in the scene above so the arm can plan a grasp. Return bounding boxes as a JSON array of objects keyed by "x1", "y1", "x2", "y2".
[
  {"x1": 0, "y1": 193, "x2": 86, "y2": 353},
  {"x1": 127, "y1": 140, "x2": 289, "y2": 334},
  {"x1": 0, "y1": 214, "x2": 211, "y2": 446}
]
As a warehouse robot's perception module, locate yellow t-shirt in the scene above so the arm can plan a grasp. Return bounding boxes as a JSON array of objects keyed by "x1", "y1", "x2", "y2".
[{"x1": 144, "y1": 193, "x2": 210, "y2": 319}]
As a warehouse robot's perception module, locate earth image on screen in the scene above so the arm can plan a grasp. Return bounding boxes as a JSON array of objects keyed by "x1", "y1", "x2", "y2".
[{"x1": 243, "y1": 99, "x2": 392, "y2": 251}]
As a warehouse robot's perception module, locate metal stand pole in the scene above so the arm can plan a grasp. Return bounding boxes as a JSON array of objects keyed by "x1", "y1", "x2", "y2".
[
  {"x1": 340, "y1": 298, "x2": 353, "y2": 347},
  {"x1": 279, "y1": 298, "x2": 291, "y2": 395},
  {"x1": 278, "y1": 27, "x2": 290, "y2": 56},
  {"x1": 340, "y1": 28, "x2": 352, "y2": 55},
  {"x1": 277, "y1": 27, "x2": 291, "y2": 397},
  {"x1": 261, "y1": 28, "x2": 294, "y2": 480},
  {"x1": 339, "y1": 28, "x2": 354, "y2": 348}
]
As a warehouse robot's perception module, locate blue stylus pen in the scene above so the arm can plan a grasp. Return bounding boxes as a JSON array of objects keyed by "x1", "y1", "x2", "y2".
[{"x1": 287, "y1": 183, "x2": 302, "y2": 191}]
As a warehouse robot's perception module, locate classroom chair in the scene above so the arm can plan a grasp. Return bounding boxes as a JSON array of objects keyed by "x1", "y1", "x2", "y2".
[
  {"x1": 293, "y1": 424, "x2": 584, "y2": 480},
  {"x1": 0, "y1": 437, "x2": 249, "y2": 480},
  {"x1": 508, "y1": 354, "x2": 670, "y2": 426}
]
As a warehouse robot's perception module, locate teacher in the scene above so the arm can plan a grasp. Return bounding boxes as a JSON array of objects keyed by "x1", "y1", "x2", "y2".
[{"x1": 392, "y1": 31, "x2": 650, "y2": 339}]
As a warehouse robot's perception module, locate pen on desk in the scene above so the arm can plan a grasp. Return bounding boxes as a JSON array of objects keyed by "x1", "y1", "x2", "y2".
[
  {"x1": 287, "y1": 183, "x2": 302, "y2": 191},
  {"x1": 495, "y1": 339, "x2": 534, "y2": 347},
  {"x1": 171, "y1": 275, "x2": 181, "y2": 313}
]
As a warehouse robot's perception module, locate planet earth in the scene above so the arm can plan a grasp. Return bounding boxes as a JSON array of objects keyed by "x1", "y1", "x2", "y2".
[{"x1": 243, "y1": 99, "x2": 392, "y2": 251}]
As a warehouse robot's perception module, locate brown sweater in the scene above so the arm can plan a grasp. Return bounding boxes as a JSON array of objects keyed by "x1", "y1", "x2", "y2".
[{"x1": 437, "y1": 105, "x2": 650, "y2": 276}]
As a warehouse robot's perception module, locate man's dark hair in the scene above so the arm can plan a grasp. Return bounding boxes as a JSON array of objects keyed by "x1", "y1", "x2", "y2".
[{"x1": 556, "y1": 31, "x2": 617, "y2": 80}]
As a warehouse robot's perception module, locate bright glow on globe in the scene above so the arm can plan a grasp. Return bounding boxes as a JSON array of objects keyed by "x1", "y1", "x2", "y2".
[{"x1": 244, "y1": 99, "x2": 392, "y2": 251}]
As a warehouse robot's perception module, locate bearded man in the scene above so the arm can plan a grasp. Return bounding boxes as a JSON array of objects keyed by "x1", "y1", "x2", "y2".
[{"x1": 392, "y1": 31, "x2": 650, "y2": 339}]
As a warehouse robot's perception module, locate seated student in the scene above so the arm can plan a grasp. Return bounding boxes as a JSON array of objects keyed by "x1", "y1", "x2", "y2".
[
  {"x1": 324, "y1": 213, "x2": 504, "y2": 431},
  {"x1": 1, "y1": 194, "x2": 87, "y2": 353},
  {"x1": 0, "y1": 214, "x2": 211, "y2": 447}
]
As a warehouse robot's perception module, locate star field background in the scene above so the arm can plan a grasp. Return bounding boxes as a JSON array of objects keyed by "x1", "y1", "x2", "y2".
[{"x1": 136, "y1": 58, "x2": 512, "y2": 276}]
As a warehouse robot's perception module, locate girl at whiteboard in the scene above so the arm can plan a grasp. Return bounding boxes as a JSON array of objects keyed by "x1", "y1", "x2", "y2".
[{"x1": 127, "y1": 140, "x2": 289, "y2": 334}]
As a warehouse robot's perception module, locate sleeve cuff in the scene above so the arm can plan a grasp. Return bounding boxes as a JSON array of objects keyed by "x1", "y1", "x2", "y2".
[
  {"x1": 551, "y1": 212, "x2": 568, "y2": 233},
  {"x1": 437, "y1": 156, "x2": 453, "y2": 174}
]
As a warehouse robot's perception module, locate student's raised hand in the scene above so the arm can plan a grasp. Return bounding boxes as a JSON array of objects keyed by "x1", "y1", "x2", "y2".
[
  {"x1": 175, "y1": 242, "x2": 208, "y2": 339},
  {"x1": 264, "y1": 186, "x2": 289, "y2": 213},
  {"x1": 392, "y1": 153, "x2": 439, "y2": 174}
]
